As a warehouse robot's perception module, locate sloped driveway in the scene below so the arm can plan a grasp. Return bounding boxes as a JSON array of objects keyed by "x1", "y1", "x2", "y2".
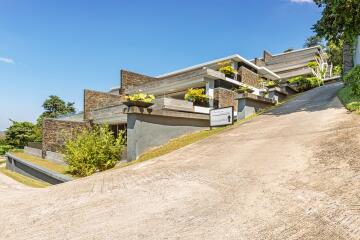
[{"x1": 1, "y1": 82, "x2": 360, "y2": 239}]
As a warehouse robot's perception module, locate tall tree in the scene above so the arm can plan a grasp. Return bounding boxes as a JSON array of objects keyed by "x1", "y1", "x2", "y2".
[
  {"x1": 313, "y1": 0, "x2": 360, "y2": 73},
  {"x1": 37, "y1": 95, "x2": 75, "y2": 125}
]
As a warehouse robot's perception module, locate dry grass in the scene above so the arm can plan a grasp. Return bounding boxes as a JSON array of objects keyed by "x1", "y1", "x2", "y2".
[{"x1": 0, "y1": 167, "x2": 50, "y2": 188}]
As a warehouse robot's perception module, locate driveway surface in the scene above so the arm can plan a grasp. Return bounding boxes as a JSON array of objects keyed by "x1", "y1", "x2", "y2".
[{"x1": 1, "y1": 82, "x2": 360, "y2": 239}]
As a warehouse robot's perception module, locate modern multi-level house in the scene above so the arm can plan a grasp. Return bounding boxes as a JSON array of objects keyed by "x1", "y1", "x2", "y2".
[
  {"x1": 41, "y1": 46, "x2": 331, "y2": 159},
  {"x1": 252, "y1": 46, "x2": 331, "y2": 80}
]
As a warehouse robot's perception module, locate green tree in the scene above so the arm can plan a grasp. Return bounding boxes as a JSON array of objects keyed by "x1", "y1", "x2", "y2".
[
  {"x1": 5, "y1": 120, "x2": 41, "y2": 148},
  {"x1": 38, "y1": 95, "x2": 75, "y2": 122},
  {"x1": 304, "y1": 35, "x2": 324, "y2": 48},
  {"x1": 313, "y1": 0, "x2": 360, "y2": 72}
]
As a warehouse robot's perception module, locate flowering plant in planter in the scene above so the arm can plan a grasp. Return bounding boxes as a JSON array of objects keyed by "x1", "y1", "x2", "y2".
[
  {"x1": 265, "y1": 80, "x2": 280, "y2": 88},
  {"x1": 184, "y1": 88, "x2": 209, "y2": 106},
  {"x1": 124, "y1": 92, "x2": 155, "y2": 108},
  {"x1": 218, "y1": 61, "x2": 237, "y2": 78},
  {"x1": 233, "y1": 86, "x2": 254, "y2": 94}
]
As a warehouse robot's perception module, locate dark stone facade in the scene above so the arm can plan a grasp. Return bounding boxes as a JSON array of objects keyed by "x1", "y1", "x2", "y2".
[
  {"x1": 120, "y1": 70, "x2": 157, "y2": 94},
  {"x1": 238, "y1": 66, "x2": 261, "y2": 88},
  {"x1": 42, "y1": 118, "x2": 88, "y2": 154},
  {"x1": 84, "y1": 90, "x2": 123, "y2": 120},
  {"x1": 214, "y1": 88, "x2": 238, "y2": 110}
]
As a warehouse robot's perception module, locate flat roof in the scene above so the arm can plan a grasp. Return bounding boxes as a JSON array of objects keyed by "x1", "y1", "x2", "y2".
[{"x1": 156, "y1": 54, "x2": 280, "y2": 80}]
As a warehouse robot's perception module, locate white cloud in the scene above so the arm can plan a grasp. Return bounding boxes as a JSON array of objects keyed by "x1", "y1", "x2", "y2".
[
  {"x1": 0, "y1": 57, "x2": 15, "y2": 64},
  {"x1": 290, "y1": 0, "x2": 313, "y2": 3}
]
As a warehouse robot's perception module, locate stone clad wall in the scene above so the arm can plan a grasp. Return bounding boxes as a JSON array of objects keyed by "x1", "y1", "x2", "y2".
[
  {"x1": 42, "y1": 118, "x2": 88, "y2": 154},
  {"x1": 120, "y1": 70, "x2": 157, "y2": 94},
  {"x1": 84, "y1": 90, "x2": 123, "y2": 120},
  {"x1": 238, "y1": 66, "x2": 260, "y2": 88},
  {"x1": 214, "y1": 88, "x2": 238, "y2": 110}
]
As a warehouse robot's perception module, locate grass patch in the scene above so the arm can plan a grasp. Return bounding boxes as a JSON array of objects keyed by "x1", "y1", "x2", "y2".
[
  {"x1": 0, "y1": 167, "x2": 50, "y2": 188},
  {"x1": 9, "y1": 152, "x2": 69, "y2": 175},
  {"x1": 116, "y1": 93, "x2": 303, "y2": 169},
  {"x1": 338, "y1": 85, "x2": 360, "y2": 113}
]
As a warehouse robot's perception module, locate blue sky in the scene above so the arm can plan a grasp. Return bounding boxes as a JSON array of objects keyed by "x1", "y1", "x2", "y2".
[{"x1": 0, "y1": 0, "x2": 321, "y2": 130}]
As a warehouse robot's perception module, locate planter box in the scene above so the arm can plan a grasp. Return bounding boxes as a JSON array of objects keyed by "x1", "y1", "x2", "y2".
[
  {"x1": 152, "y1": 98, "x2": 194, "y2": 112},
  {"x1": 123, "y1": 101, "x2": 154, "y2": 108}
]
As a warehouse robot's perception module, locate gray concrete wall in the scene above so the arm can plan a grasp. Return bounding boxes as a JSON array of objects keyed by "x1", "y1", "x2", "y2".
[
  {"x1": 45, "y1": 151, "x2": 66, "y2": 165},
  {"x1": 237, "y1": 98, "x2": 274, "y2": 120},
  {"x1": 127, "y1": 113, "x2": 209, "y2": 161},
  {"x1": 5, "y1": 153, "x2": 72, "y2": 185},
  {"x1": 24, "y1": 146, "x2": 42, "y2": 158}
]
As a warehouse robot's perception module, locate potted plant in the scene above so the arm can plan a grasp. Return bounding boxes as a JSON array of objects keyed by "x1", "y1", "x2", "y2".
[
  {"x1": 184, "y1": 88, "x2": 209, "y2": 106},
  {"x1": 124, "y1": 92, "x2": 155, "y2": 108},
  {"x1": 233, "y1": 86, "x2": 254, "y2": 94},
  {"x1": 218, "y1": 61, "x2": 237, "y2": 78},
  {"x1": 265, "y1": 80, "x2": 280, "y2": 89}
]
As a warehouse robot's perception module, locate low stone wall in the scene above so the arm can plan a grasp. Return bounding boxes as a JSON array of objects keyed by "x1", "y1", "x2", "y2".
[
  {"x1": 5, "y1": 153, "x2": 72, "y2": 185},
  {"x1": 24, "y1": 146, "x2": 42, "y2": 158},
  {"x1": 84, "y1": 90, "x2": 124, "y2": 120},
  {"x1": 126, "y1": 107, "x2": 209, "y2": 161},
  {"x1": 42, "y1": 118, "x2": 88, "y2": 155},
  {"x1": 236, "y1": 93, "x2": 275, "y2": 120},
  {"x1": 238, "y1": 66, "x2": 261, "y2": 88},
  {"x1": 214, "y1": 88, "x2": 238, "y2": 110}
]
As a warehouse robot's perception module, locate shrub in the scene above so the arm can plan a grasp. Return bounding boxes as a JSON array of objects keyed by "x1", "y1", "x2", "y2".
[
  {"x1": 344, "y1": 66, "x2": 360, "y2": 95},
  {"x1": 265, "y1": 80, "x2": 279, "y2": 88},
  {"x1": 184, "y1": 88, "x2": 209, "y2": 105},
  {"x1": 233, "y1": 86, "x2": 254, "y2": 94},
  {"x1": 64, "y1": 125, "x2": 125, "y2": 177},
  {"x1": 125, "y1": 92, "x2": 155, "y2": 103},
  {"x1": 288, "y1": 76, "x2": 323, "y2": 92},
  {"x1": 307, "y1": 61, "x2": 318, "y2": 70},
  {"x1": 0, "y1": 145, "x2": 12, "y2": 155},
  {"x1": 333, "y1": 65, "x2": 342, "y2": 75}
]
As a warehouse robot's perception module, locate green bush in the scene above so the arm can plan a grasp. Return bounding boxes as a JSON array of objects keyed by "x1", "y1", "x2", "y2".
[
  {"x1": 0, "y1": 145, "x2": 12, "y2": 155},
  {"x1": 344, "y1": 66, "x2": 360, "y2": 95},
  {"x1": 64, "y1": 125, "x2": 125, "y2": 177},
  {"x1": 288, "y1": 76, "x2": 323, "y2": 92},
  {"x1": 338, "y1": 84, "x2": 360, "y2": 113}
]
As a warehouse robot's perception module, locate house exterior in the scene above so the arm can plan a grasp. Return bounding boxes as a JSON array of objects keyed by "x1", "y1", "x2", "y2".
[
  {"x1": 41, "y1": 46, "x2": 331, "y2": 159},
  {"x1": 252, "y1": 46, "x2": 331, "y2": 80}
]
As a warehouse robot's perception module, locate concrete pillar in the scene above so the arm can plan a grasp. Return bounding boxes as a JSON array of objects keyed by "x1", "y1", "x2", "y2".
[{"x1": 205, "y1": 79, "x2": 215, "y2": 108}]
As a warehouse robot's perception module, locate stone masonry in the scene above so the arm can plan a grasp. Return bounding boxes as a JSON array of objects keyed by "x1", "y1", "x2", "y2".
[
  {"x1": 84, "y1": 90, "x2": 123, "y2": 120},
  {"x1": 238, "y1": 66, "x2": 261, "y2": 88},
  {"x1": 120, "y1": 70, "x2": 157, "y2": 94},
  {"x1": 42, "y1": 118, "x2": 88, "y2": 155},
  {"x1": 214, "y1": 88, "x2": 238, "y2": 110}
]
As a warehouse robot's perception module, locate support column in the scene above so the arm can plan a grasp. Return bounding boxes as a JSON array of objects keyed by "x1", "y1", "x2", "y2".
[{"x1": 205, "y1": 79, "x2": 215, "y2": 108}]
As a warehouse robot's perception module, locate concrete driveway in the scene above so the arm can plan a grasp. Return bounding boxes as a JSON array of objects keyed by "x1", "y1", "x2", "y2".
[{"x1": 1, "y1": 82, "x2": 360, "y2": 239}]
